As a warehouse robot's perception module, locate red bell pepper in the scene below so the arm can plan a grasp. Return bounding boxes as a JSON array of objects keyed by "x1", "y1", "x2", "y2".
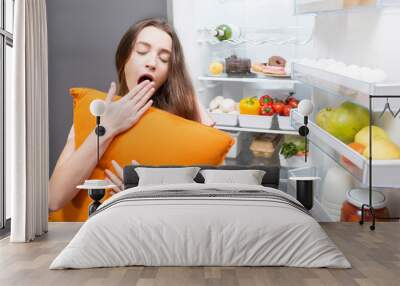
[{"x1": 259, "y1": 105, "x2": 275, "y2": 116}]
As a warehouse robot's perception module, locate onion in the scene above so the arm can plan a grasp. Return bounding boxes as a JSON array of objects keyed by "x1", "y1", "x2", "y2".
[
  {"x1": 221, "y1": 98, "x2": 236, "y2": 113},
  {"x1": 214, "y1": 96, "x2": 224, "y2": 105},
  {"x1": 209, "y1": 96, "x2": 225, "y2": 110},
  {"x1": 209, "y1": 99, "x2": 219, "y2": 110}
]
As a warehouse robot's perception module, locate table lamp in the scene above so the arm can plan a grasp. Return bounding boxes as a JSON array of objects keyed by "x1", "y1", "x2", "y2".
[
  {"x1": 297, "y1": 99, "x2": 314, "y2": 162},
  {"x1": 289, "y1": 99, "x2": 319, "y2": 210},
  {"x1": 85, "y1": 99, "x2": 107, "y2": 215},
  {"x1": 89, "y1": 99, "x2": 106, "y2": 163}
]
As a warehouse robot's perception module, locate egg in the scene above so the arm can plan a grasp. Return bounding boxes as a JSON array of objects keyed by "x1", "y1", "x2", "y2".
[
  {"x1": 371, "y1": 69, "x2": 387, "y2": 83},
  {"x1": 346, "y1": 65, "x2": 361, "y2": 79},
  {"x1": 325, "y1": 63, "x2": 338, "y2": 73},
  {"x1": 297, "y1": 58, "x2": 308, "y2": 65},
  {"x1": 307, "y1": 59, "x2": 318, "y2": 68},
  {"x1": 359, "y1": 67, "x2": 375, "y2": 83},
  {"x1": 299, "y1": 58, "x2": 315, "y2": 67},
  {"x1": 323, "y1": 60, "x2": 347, "y2": 75},
  {"x1": 316, "y1": 58, "x2": 330, "y2": 70},
  {"x1": 325, "y1": 58, "x2": 337, "y2": 67},
  {"x1": 335, "y1": 66, "x2": 348, "y2": 76},
  {"x1": 333, "y1": 62, "x2": 347, "y2": 73}
]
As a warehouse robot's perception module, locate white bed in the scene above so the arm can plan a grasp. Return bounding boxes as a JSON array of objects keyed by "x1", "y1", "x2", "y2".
[{"x1": 50, "y1": 183, "x2": 351, "y2": 269}]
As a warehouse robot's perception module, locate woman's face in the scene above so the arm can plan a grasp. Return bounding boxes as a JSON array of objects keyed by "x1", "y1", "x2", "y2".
[{"x1": 124, "y1": 26, "x2": 172, "y2": 92}]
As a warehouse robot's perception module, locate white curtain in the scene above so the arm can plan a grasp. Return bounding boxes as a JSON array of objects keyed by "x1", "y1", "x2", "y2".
[{"x1": 9, "y1": 0, "x2": 49, "y2": 242}]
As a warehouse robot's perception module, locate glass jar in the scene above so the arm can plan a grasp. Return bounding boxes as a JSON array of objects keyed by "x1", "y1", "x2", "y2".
[{"x1": 340, "y1": 188, "x2": 389, "y2": 222}]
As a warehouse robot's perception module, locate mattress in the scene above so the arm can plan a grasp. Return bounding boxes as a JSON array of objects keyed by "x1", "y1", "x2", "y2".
[{"x1": 50, "y1": 183, "x2": 351, "y2": 269}]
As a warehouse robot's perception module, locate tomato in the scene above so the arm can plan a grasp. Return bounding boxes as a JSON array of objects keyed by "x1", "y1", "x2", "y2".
[
  {"x1": 272, "y1": 102, "x2": 285, "y2": 114},
  {"x1": 240, "y1": 97, "x2": 260, "y2": 115},
  {"x1": 259, "y1": 95, "x2": 273, "y2": 106},
  {"x1": 286, "y1": 97, "x2": 299, "y2": 108},
  {"x1": 281, "y1": 105, "x2": 292, "y2": 116},
  {"x1": 259, "y1": 105, "x2": 275, "y2": 116},
  {"x1": 288, "y1": 99, "x2": 299, "y2": 108}
]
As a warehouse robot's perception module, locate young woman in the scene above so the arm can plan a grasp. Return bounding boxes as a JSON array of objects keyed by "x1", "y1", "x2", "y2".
[{"x1": 49, "y1": 18, "x2": 214, "y2": 212}]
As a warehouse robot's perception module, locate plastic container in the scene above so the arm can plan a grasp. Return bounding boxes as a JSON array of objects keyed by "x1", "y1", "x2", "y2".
[
  {"x1": 250, "y1": 135, "x2": 277, "y2": 158},
  {"x1": 277, "y1": 115, "x2": 296, "y2": 130},
  {"x1": 279, "y1": 153, "x2": 308, "y2": 168},
  {"x1": 208, "y1": 109, "x2": 238, "y2": 126},
  {"x1": 226, "y1": 131, "x2": 243, "y2": 158},
  {"x1": 238, "y1": 114, "x2": 273, "y2": 129}
]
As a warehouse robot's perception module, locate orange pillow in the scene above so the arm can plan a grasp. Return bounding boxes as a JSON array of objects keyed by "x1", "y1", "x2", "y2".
[{"x1": 49, "y1": 87, "x2": 234, "y2": 221}]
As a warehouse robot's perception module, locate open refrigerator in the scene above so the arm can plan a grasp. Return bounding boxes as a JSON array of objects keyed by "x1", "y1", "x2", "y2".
[{"x1": 169, "y1": 0, "x2": 400, "y2": 222}]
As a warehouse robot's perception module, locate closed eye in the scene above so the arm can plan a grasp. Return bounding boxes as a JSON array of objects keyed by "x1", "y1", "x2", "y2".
[
  {"x1": 159, "y1": 56, "x2": 169, "y2": 63},
  {"x1": 159, "y1": 52, "x2": 170, "y2": 63}
]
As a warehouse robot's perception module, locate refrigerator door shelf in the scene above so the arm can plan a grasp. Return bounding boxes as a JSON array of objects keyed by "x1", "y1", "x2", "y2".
[
  {"x1": 294, "y1": 0, "x2": 399, "y2": 15},
  {"x1": 293, "y1": 62, "x2": 400, "y2": 97},
  {"x1": 291, "y1": 109, "x2": 400, "y2": 188}
]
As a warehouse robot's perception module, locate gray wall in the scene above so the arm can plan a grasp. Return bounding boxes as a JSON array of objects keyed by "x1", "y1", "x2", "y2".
[{"x1": 47, "y1": 0, "x2": 168, "y2": 174}]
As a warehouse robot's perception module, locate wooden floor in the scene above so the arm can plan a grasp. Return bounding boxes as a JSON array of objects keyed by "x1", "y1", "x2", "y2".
[{"x1": 0, "y1": 222, "x2": 399, "y2": 286}]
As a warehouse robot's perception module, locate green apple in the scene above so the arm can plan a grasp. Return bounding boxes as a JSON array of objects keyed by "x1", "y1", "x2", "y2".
[
  {"x1": 316, "y1": 107, "x2": 331, "y2": 130},
  {"x1": 323, "y1": 101, "x2": 370, "y2": 144}
]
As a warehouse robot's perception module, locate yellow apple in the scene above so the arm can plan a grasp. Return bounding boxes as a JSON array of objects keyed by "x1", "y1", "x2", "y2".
[
  {"x1": 354, "y1": 126, "x2": 389, "y2": 147},
  {"x1": 362, "y1": 138, "x2": 400, "y2": 160}
]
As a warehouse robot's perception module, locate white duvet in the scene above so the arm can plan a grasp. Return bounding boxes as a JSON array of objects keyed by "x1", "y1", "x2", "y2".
[{"x1": 50, "y1": 183, "x2": 351, "y2": 269}]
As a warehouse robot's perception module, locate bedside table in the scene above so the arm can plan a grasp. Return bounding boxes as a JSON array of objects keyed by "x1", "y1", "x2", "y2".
[
  {"x1": 289, "y1": 176, "x2": 320, "y2": 210},
  {"x1": 77, "y1": 182, "x2": 116, "y2": 216}
]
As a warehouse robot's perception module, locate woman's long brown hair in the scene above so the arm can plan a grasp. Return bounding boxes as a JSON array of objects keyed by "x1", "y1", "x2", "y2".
[{"x1": 115, "y1": 18, "x2": 200, "y2": 122}]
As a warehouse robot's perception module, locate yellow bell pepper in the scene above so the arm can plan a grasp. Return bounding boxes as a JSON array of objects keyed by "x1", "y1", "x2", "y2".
[{"x1": 240, "y1": 97, "x2": 260, "y2": 115}]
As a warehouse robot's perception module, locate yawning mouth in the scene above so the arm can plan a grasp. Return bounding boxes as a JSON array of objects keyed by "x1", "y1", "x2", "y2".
[{"x1": 137, "y1": 74, "x2": 154, "y2": 84}]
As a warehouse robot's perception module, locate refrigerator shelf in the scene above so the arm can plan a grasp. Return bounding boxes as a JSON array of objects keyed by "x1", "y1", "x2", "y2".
[
  {"x1": 294, "y1": 0, "x2": 399, "y2": 15},
  {"x1": 293, "y1": 63, "x2": 400, "y2": 97},
  {"x1": 198, "y1": 75, "x2": 296, "y2": 90},
  {"x1": 216, "y1": 125, "x2": 298, "y2": 135},
  {"x1": 197, "y1": 25, "x2": 313, "y2": 46},
  {"x1": 291, "y1": 109, "x2": 400, "y2": 188}
]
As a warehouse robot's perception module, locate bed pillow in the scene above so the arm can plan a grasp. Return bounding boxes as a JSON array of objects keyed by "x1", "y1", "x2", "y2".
[
  {"x1": 48, "y1": 87, "x2": 233, "y2": 222},
  {"x1": 135, "y1": 167, "x2": 200, "y2": 186},
  {"x1": 200, "y1": 169, "x2": 266, "y2": 185}
]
